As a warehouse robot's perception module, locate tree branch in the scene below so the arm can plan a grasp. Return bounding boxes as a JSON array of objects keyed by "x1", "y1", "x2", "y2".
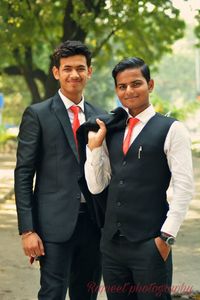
[
  {"x1": 3, "y1": 66, "x2": 22, "y2": 75},
  {"x1": 25, "y1": 0, "x2": 55, "y2": 48},
  {"x1": 93, "y1": 29, "x2": 116, "y2": 57},
  {"x1": 83, "y1": 0, "x2": 105, "y2": 17}
]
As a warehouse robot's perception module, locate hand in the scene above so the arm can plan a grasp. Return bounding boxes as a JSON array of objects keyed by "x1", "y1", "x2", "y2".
[
  {"x1": 154, "y1": 237, "x2": 171, "y2": 261},
  {"x1": 88, "y1": 118, "x2": 107, "y2": 150},
  {"x1": 22, "y1": 232, "x2": 45, "y2": 258}
]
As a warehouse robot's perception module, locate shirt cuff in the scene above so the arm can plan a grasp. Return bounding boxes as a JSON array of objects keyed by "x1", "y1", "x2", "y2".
[
  {"x1": 161, "y1": 219, "x2": 179, "y2": 238},
  {"x1": 86, "y1": 145, "x2": 103, "y2": 166}
]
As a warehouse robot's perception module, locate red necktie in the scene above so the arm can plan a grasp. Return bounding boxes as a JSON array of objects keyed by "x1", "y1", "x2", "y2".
[
  {"x1": 70, "y1": 105, "x2": 80, "y2": 149},
  {"x1": 123, "y1": 117, "x2": 139, "y2": 155}
]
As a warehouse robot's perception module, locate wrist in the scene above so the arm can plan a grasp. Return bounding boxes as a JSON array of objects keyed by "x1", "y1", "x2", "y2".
[
  {"x1": 160, "y1": 232, "x2": 175, "y2": 246},
  {"x1": 21, "y1": 231, "x2": 34, "y2": 239},
  {"x1": 88, "y1": 141, "x2": 103, "y2": 151}
]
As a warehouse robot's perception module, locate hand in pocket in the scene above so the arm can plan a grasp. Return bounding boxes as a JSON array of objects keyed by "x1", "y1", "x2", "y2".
[{"x1": 154, "y1": 237, "x2": 171, "y2": 261}]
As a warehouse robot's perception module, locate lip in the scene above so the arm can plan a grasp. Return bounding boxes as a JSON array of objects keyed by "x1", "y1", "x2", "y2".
[{"x1": 124, "y1": 96, "x2": 138, "y2": 100}]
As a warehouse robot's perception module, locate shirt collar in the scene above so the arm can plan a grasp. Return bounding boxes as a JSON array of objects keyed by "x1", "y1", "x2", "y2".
[
  {"x1": 58, "y1": 89, "x2": 85, "y2": 112},
  {"x1": 126, "y1": 104, "x2": 156, "y2": 124}
]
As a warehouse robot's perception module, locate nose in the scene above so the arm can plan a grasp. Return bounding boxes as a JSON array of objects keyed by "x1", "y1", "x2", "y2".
[
  {"x1": 70, "y1": 69, "x2": 79, "y2": 78},
  {"x1": 125, "y1": 85, "x2": 133, "y2": 94}
]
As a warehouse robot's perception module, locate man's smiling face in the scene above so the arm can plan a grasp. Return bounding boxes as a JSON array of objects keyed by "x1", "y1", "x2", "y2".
[{"x1": 115, "y1": 68, "x2": 154, "y2": 116}]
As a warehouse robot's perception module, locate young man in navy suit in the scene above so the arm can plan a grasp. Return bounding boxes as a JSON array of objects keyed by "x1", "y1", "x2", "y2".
[
  {"x1": 85, "y1": 57, "x2": 194, "y2": 300},
  {"x1": 15, "y1": 40, "x2": 103, "y2": 300}
]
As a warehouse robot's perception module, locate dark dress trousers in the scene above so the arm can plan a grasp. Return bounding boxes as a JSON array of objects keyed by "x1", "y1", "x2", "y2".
[{"x1": 15, "y1": 92, "x2": 104, "y2": 300}]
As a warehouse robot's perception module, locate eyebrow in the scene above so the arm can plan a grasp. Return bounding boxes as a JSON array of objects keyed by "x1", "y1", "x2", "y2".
[
  {"x1": 117, "y1": 79, "x2": 142, "y2": 86},
  {"x1": 63, "y1": 64, "x2": 86, "y2": 68}
]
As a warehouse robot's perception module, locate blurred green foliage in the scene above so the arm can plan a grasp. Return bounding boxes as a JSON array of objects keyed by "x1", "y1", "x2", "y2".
[
  {"x1": 0, "y1": 0, "x2": 200, "y2": 128},
  {"x1": 0, "y1": 125, "x2": 17, "y2": 151},
  {"x1": 0, "y1": 0, "x2": 186, "y2": 103},
  {"x1": 195, "y1": 10, "x2": 200, "y2": 47},
  {"x1": 151, "y1": 94, "x2": 200, "y2": 120}
]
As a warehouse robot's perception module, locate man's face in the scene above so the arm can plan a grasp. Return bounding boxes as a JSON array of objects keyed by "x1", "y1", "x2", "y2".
[
  {"x1": 52, "y1": 55, "x2": 92, "y2": 103},
  {"x1": 115, "y1": 68, "x2": 154, "y2": 116}
]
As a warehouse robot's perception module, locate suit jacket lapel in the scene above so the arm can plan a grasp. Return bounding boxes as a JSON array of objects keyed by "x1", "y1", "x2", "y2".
[
  {"x1": 84, "y1": 101, "x2": 95, "y2": 120},
  {"x1": 52, "y1": 93, "x2": 79, "y2": 162}
]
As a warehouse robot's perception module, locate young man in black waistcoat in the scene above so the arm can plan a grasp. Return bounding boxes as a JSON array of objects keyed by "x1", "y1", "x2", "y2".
[
  {"x1": 85, "y1": 57, "x2": 194, "y2": 300},
  {"x1": 15, "y1": 40, "x2": 103, "y2": 300}
]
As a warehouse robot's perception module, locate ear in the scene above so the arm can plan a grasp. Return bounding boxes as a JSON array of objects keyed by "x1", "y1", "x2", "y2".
[
  {"x1": 148, "y1": 79, "x2": 154, "y2": 93},
  {"x1": 87, "y1": 66, "x2": 92, "y2": 79},
  {"x1": 52, "y1": 66, "x2": 59, "y2": 80}
]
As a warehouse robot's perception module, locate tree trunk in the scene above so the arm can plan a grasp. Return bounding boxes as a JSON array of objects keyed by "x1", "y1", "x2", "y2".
[
  {"x1": 23, "y1": 68, "x2": 42, "y2": 103},
  {"x1": 44, "y1": 59, "x2": 59, "y2": 99}
]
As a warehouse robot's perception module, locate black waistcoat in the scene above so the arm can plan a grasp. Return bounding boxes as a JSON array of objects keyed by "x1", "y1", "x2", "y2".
[{"x1": 103, "y1": 113, "x2": 176, "y2": 242}]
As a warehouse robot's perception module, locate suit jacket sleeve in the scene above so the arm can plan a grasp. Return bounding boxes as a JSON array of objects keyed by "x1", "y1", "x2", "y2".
[{"x1": 15, "y1": 106, "x2": 40, "y2": 234}]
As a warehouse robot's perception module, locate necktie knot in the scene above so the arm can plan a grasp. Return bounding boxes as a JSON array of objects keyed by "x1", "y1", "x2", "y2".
[
  {"x1": 123, "y1": 117, "x2": 139, "y2": 155},
  {"x1": 70, "y1": 105, "x2": 80, "y2": 115},
  {"x1": 128, "y1": 117, "x2": 139, "y2": 129}
]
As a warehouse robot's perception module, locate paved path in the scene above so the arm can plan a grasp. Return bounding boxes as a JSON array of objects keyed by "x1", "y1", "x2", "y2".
[{"x1": 0, "y1": 153, "x2": 199, "y2": 299}]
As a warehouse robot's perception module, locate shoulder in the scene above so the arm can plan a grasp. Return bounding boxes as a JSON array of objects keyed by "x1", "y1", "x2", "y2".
[
  {"x1": 84, "y1": 101, "x2": 107, "y2": 114},
  {"x1": 29, "y1": 97, "x2": 53, "y2": 113},
  {"x1": 154, "y1": 112, "x2": 177, "y2": 125},
  {"x1": 154, "y1": 113, "x2": 189, "y2": 137},
  {"x1": 23, "y1": 95, "x2": 57, "y2": 120},
  {"x1": 168, "y1": 120, "x2": 190, "y2": 140}
]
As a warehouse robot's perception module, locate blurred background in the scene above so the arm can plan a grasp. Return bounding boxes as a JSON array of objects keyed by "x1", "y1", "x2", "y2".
[{"x1": 0, "y1": 1, "x2": 200, "y2": 299}]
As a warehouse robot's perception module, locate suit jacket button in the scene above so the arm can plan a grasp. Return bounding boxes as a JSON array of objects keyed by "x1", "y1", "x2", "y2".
[
  {"x1": 119, "y1": 180, "x2": 124, "y2": 185},
  {"x1": 117, "y1": 201, "x2": 121, "y2": 207},
  {"x1": 76, "y1": 194, "x2": 81, "y2": 199},
  {"x1": 122, "y1": 161, "x2": 127, "y2": 166},
  {"x1": 117, "y1": 222, "x2": 121, "y2": 227}
]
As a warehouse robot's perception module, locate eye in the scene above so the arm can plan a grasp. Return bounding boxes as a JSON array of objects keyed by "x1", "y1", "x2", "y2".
[
  {"x1": 77, "y1": 67, "x2": 86, "y2": 72},
  {"x1": 63, "y1": 67, "x2": 72, "y2": 72},
  {"x1": 118, "y1": 85, "x2": 126, "y2": 91},
  {"x1": 132, "y1": 81, "x2": 142, "y2": 88}
]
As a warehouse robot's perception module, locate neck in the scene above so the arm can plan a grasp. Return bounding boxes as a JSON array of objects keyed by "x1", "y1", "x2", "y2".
[
  {"x1": 60, "y1": 89, "x2": 82, "y2": 104},
  {"x1": 129, "y1": 104, "x2": 150, "y2": 117},
  {"x1": 69, "y1": 98, "x2": 82, "y2": 105}
]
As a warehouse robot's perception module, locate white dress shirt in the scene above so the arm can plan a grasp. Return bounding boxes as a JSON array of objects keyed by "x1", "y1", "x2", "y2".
[
  {"x1": 58, "y1": 89, "x2": 86, "y2": 125},
  {"x1": 85, "y1": 105, "x2": 194, "y2": 237}
]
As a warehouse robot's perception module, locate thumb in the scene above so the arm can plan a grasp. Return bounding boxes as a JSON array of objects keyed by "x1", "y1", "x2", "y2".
[{"x1": 96, "y1": 119, "x2": 106, "y2": 131}]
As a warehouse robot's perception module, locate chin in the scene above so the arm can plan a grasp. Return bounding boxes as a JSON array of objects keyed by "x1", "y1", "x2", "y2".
[{"x1": 123, "y1": 104, "x2": 135, "y2": 110}]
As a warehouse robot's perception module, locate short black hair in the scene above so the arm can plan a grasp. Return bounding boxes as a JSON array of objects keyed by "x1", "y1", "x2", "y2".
[
  {"x1": 52, "y1": 40, "x2": 92, "y2": 68},
  {"x1": 112, "y1": 57, "x2": 151, "y2": 86}
]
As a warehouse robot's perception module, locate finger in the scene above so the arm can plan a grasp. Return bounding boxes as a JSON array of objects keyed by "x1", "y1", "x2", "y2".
[
  {"x1": 28, "y1": 237, "x2": 44, "y2": 257},
  {"x1": 32, "y1": 244, "x2": 41, "y2": 257},
  {"x1": 96, "y1": 119, "x2": 106, "y2": 130},
  {"x1": 23, "y1": 248, "x2": 30, "y2": 257},
  {"x1": 22, "y1": 235, "x2": 38, "y2": 257},
  {"x1": 24, "y1": 244, "x2": 37, "y2": 257},
  {"x1": 22, "y1": 242, "x2": 32, "y2": 257},
  {"x1": 38, "y1": 239, "x2": 45, "y2": 256}
]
